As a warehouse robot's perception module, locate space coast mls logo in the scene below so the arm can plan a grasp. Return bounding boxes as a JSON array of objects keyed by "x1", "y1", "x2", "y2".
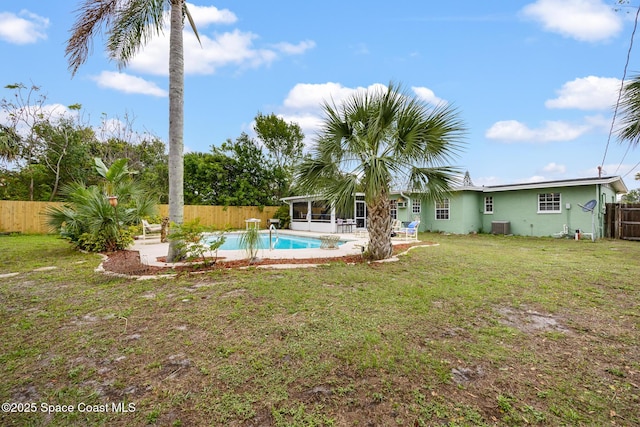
[{"x1": 2, "y1": 402, "x2": 136, "y2": 414}]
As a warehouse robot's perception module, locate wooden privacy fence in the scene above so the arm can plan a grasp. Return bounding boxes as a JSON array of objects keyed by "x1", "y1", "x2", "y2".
[
  {"x1": 605, "y1": 203, "x2": 640, "y2": 240},
  {"x1": 0, "y1": 200, "x2": 279, "y2": 234}
]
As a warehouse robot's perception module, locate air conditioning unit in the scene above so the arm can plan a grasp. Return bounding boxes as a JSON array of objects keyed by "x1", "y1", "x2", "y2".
[
  {"x1": 397, "y1": 201, "x2": 407, "y2": 208},
  {"x1": 491, "y1": 221, "x2": 510, "y2": 235}
]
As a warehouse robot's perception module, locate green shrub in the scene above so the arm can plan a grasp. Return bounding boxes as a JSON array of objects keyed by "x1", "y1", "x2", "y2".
[
  {"x1": 167, "y1": 218, "x2": 226, "y2": 265},
  {"x1": 46, "y1": 158, "x2": 158, "y2": 253},
  {"x1": 76, "y1": 228, "x2": 134, "y2": 252},
  {"x1": 272, "y1": 204, "x2": 291, "y2": 229}
]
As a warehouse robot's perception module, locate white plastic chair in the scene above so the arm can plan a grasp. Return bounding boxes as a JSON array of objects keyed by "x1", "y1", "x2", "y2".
[
  {"x1": 396, "y1": 220, "x2": 420, "y2": 241},
  {"x1": 142, "y1": 219, "x2": 162, "y2": 240}
]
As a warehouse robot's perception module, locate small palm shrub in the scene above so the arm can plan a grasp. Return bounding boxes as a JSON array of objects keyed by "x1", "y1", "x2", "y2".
[
  {"x1": 239, "y1": 227, "x2": 262, "y2": 263},
  {"x1": 46, "y1": 158, "x2": 158, "y2": 252}
]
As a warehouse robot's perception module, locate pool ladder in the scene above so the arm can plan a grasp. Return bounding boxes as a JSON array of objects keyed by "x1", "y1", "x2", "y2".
[{"x1": 269, "y1": 224, "x2": 279, "y2": 250}]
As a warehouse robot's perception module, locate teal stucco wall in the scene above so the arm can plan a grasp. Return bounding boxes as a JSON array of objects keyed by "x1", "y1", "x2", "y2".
[
  {"x1": 420, "y1": 191, "x2": 483, "y2": 234},
  {"x1": 481, "y1": 184, "x2": 615, "y2": 237},
  {"x1": 418, "y1": 183, "x2": 620, "y2": 238}
]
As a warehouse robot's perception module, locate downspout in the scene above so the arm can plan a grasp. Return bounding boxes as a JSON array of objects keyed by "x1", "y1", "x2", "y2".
[
  {"x1": 596, "y1": 184, "x2": 601, "y2": 239},
  {"x1": 400, "y1": 191, "x2": 410, "y2": 221}
]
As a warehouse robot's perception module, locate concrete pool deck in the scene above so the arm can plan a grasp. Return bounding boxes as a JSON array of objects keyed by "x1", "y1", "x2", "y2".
[{"x1": 132, "y1": 229, "x2": 417, "y2": 267}]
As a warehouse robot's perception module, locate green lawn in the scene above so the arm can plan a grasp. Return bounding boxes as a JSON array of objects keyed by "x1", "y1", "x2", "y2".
[{"x1": 0, "y1": 233, "x2": 638, "y2": 426}]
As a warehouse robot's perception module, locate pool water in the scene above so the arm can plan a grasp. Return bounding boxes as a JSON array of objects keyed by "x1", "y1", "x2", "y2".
[{"x1": 202, "y1": 233, "x2": 344, "y2": 250}]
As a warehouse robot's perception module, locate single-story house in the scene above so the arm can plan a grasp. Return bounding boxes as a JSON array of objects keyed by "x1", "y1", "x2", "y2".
[
  {"x1": 282, "y1": 173, "x2": 628, "y2": 239},
  {"x1": 390, "y1": 173, "x2": 627, "y2": 239}
]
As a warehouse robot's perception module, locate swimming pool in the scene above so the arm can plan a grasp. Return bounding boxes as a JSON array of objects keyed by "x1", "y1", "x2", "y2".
[{"x1": 202, "y1": 233, "x2": 345, "y2": 250}]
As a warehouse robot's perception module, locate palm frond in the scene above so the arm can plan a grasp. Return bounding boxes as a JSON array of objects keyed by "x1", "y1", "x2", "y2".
[
  {"x1": 107, "y1": 0, "x2": 167, "y2": 66},
  {"x1": 408, "y1": 166, "x2": 463, "y2": 201},
  {"x1": 129, "y1": 192, "x2": 160, "y2": 223},
  {"x1": 45, "y1": 204, "x2": 80, "y2": 235},
  {"x1": 183, "y1": 2, "x2": 202, "y2": 46},
  {"x1": 66, "y1": 0, "x2": 121, "y2": 76},
  {"x1": 617, "y1": 74, "x2": 640, "y2": 148}
]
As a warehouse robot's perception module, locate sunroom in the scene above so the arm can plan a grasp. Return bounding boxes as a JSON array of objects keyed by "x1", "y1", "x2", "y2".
[{"x1": 280, "y1": 194, "x2": 368, "y2": 233}]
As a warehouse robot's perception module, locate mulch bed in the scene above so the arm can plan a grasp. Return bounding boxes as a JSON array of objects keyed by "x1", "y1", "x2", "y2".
[{"x1": 100, "y1": 242, "x2": 421, "y2": 276}]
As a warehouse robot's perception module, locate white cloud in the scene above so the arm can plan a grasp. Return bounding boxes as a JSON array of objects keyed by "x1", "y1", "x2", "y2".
[
  {"x1": 583, "y1": 163, "x2": 634, "y2": 178},
  {"x1": 127, "y1": 7, "x2": 314, "y2": 77},
  {"x1": 412, "y1": 86, "x2": 446, "y2": 105},
  {"x1": 485, "y1": 119, "x2": 591, "y2": 142},
  {"x1": 524, "y1": 175, "x2": 547, "y2": 183},
  {"x1": 283, "y1": 82, "x2": 356, "y2": 112},
  {"x1": 1, "y1": 103, "x2": 76, "y2": 137},
  {"x1": 280, "y1": 82, "x2": 364, "y2": 144},
  {"x1": 474, "y1": 176, "x2": 504, "y2": 186},
  {"x1": 542, "y1": 162, "x2": 567, "y2": 174},
  {"x1": 95, "y1": 117, "x2": 158, "y2": 144},
  {"x1": 521, "y1": 0, "x2": 622, "y2": 42},
  {"x1": 350, "y1": 43, "x2": 370, "y2": 55},
  {"x1": 277, "y1": 82, "x2": 447, "y2": 147},
  {"x1": 277, "y1": 113, "x2": 325, "y2": 141},
  {"x1": 91, "y1": 71, "x2": 168, "y2": 97},
  {"x1": 546, "y1": 76, "x2": 621, "y2": 110},
  {"x1": 96, "y1": 118, "x2": 128, "y2": 142},
  {"x1": 278, "y1": 81, "x2": 441, "y2": 146},
  {"x1": 485, "y1": 120, "x2": 535, "y2": 141},
  {"x1": 584, "y1": 113, "x2": 611, "y2": 129},
  {"x1": 271, "y1": 40, "x2": 316, "y2": 55},
  {"x1": 186, "y1": 3, "x2": 237, "y2": 27},
  {"x1": 0, "y1": 10, "x2": 49, "y2": 44}
]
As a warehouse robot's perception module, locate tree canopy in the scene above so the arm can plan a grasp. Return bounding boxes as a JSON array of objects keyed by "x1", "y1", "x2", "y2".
[
  {"x1": 253, "y1": 112, "x2": 304, "y2": 171},
  {"x1": 0, "y1": 84, "x2": 168, "y2": 202},
  {"x1": 184, "y1": 133, "x2": 283, "y2": 206},
  {"x1": 1, "y1": 84, "x2": 300, "y2": 209}
]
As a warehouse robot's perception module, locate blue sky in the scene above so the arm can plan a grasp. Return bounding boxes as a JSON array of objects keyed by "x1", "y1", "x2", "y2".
[{"x1": 1, "y1": 0, "x2": 640, "y2": 191}]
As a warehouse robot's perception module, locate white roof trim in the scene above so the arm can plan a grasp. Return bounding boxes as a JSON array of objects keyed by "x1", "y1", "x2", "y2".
[
  {"x1": 286, "y1": 177, "x2": 628, "y2": 203},
  {"x1": 479, "y1": 176, "x2": 627, "y2": 194}
]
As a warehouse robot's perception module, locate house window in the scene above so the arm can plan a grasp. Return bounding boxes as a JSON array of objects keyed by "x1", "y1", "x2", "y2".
[
  {"x1": 538, "y1": 193, "x2": 561, "y2": 213},
  {"x1": 390, "y1": 200, "x2": 397, "y2": 220},
  {"x1": 412, "y1": 198, "x2": 421, "y2": 215},
  {"x1": 310, "y1": 200, "x2": 331, "y2": 222},
  {"x1": 484, "y1": 196, "x2": 493, "y2": 214},
  {"x1": 292, "y1": 202, "x2": 308, "y2": 221},
  {"x1": 435, "y1": 198, "x2": 450, "y2": 220}
]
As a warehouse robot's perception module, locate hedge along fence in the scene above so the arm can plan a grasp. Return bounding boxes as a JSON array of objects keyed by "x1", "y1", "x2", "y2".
[{"x1": 0, "y1": 200, "x2": 280, "y2": 234}]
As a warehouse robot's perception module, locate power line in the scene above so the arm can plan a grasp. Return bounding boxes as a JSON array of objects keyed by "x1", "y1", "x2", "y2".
[
  {"x1": 622, "y1": 159, "x2": 640, "y2": 179},
  {"x1": 602, "y1": 5, "x2": 640, "y2": 169},
  {"x1": 614, "y1": 138, "x2": 632, "y2": 174}
]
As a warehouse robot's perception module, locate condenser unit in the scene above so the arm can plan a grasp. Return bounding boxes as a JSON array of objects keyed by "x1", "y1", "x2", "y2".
[{"x1": 491, "y1": 221, "x2": 510, "y2": 235}]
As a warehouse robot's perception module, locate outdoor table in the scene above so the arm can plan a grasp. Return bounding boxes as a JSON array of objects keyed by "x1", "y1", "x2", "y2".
[{"x1": 319, "y1": 234, "x2": 340, "y2": 249}]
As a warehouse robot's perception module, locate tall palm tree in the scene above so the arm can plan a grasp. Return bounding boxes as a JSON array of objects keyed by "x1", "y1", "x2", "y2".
[
  {"x1": 297, "y1": 83, "x2": 466, "y2": 260},
  {"x1": 66, "y1": 0, "x2": 200, "y2": 261},
  {"x1": 617, "y1": 74, "x2": 640, "y2": 148}
]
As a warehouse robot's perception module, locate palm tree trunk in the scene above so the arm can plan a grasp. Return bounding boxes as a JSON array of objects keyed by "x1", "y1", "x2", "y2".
[
  {"x1": 367, "y1": 194, "x2": 393, "y2": 260},
  {"x1": 166, "y1": 0, "x2": 185, "y2": 262}
]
